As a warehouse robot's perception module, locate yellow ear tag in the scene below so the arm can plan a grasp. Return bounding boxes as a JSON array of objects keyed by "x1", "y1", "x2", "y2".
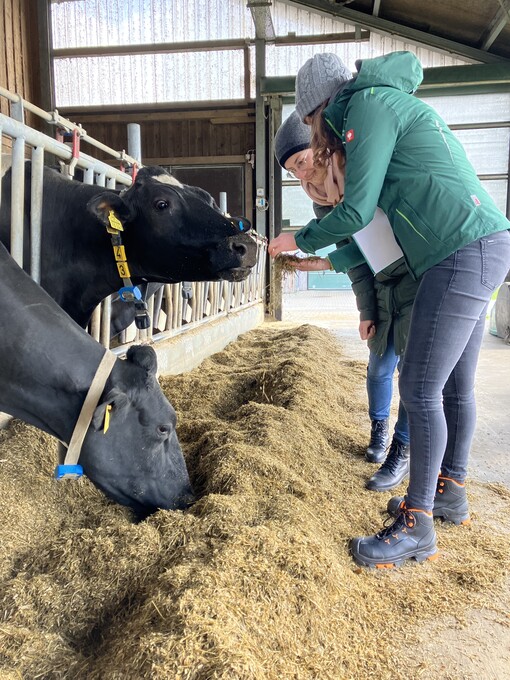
[
  {"x1": 103, "y1": 404, "x2": 112, "y2": 434},
  {"x1": 107, "y1": 210, "x2": 124, "y2": 232}
]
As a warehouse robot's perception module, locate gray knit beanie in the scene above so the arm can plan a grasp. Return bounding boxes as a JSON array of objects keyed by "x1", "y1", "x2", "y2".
[
  {"x1": 295, "y1": 53, "x2": 352, "y2": 122},
  {"x1": 274, "y1": 110, "x2": 311, "y2": 168}
]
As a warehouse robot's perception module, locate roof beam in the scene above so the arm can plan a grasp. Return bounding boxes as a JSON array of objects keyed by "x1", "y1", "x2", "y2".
[
  {"x1": 280, "y1": 0, "x2": 510, "y2": 63},
  {"x1": 247, "y1": 0, "x2": 276, "y2": 41},
  {"x1": 260, "y1": 61, "x2": 510, "y2": 97},
  {"x1": 480, "y1": 0, "x2": 510, "y2": 50},
  {"x1": 52, "y1": 32, "x2": 369, "y2": 60}
]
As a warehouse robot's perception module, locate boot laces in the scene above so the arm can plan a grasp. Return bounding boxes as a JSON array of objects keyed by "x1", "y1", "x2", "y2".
[
  {"x1": 369, "y1": 420, "x2": 387, "y2": 447},
  {"x1": 377, "y1": 508, "x2": 415, "y2": 541},
  {"x1": 380, "y1": 440, "x2": 408, "y2": 474}
]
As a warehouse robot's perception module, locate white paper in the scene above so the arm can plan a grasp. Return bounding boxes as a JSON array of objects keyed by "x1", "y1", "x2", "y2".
[{"x1": 352, "y1": 208, "x2": 404, "y2": 274}]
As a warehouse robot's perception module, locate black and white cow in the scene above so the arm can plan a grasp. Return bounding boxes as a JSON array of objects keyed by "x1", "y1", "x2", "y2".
[
  {"x1": 0, "y1": 164, "x2": 257, "y2": 328},
  {"x1": 0, "y1": 241, "x2": 195, "y2": 517}
]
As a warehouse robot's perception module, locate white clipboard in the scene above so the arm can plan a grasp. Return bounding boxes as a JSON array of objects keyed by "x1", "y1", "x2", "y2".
[{"x1": 353, "y1": 208, "x2": 404, "y2": 274}]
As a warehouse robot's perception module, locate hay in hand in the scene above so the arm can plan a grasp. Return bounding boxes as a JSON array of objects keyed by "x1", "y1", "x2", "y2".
[
  {"x1": 0, "y1": 324, "x2": 509, "y2": 679},
  {"x1": 274, "y1": 253, "x2": 325, "y2": 274}
]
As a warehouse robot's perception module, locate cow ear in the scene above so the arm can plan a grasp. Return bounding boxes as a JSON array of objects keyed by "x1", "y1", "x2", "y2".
[
  {"x1": 126, "y1": 345, "x2": 158, "y2": 377},
  {"x1": 91, "y1": 388, "x2": 130, "y2": 431},
  {"x1": 87, "y1": 192, "x2": 134, "y2": 227}
]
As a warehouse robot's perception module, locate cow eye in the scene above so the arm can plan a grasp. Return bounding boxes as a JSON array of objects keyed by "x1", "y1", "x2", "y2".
[
  {"x1": 157, "y1": 425, "x2": 170, "y2": 436},
  {"x1": 155, "y1": 200, "x2": 169, "y2": 211}
]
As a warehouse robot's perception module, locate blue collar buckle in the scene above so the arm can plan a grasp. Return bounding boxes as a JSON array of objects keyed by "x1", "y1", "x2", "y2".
[{"x1": 54, "y1": 464, "x2": 84, "y2": 480}]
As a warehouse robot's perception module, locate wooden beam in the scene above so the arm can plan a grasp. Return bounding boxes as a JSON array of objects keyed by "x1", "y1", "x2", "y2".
[
  {"x1": 59, "y1": 109, "x2": 255, "y2": 124},
  {"x1": 52, "y1": 39, "x2": 250, "y2": 59},
  {"x1": 52, "y1": 31, "x2": 369, "y2": 60},
  {"x1": 210, "y1": 117, "x2": 255, "y2": 125},
  {"x1": 36, "y1": 0, "x2": 53, "y2": 111},
  {"x1": 480, "y1": 0, "x2": 510, "y2": 50},
  {"x1": 143, "y1": 156, "x2": 247, "y2": 166}
]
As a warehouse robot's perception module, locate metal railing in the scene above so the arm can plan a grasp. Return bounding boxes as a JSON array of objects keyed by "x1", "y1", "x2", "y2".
[{"x1": 0, "y1": 88, "x2": 266, "y2": 353}]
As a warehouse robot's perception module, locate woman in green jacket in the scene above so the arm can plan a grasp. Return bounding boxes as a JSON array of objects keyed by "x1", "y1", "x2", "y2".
[{"x1": 268, "y1": 51, "x2": 510, "y2": 569}]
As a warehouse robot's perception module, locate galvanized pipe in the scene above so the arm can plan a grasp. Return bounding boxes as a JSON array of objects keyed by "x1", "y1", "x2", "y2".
[
  {"x1": 153, "y1": 285, "x2": 164, "y2": 330},
  {"x1": 0, "y1": 114, "x2": 132, "y2": 185},
  {"x1": 100, "y1": 299, "x2": 112, "y2": 348},
  {"x1": 10, "y1": 135, "x2": 26, "y2": 267},
  {"x1": 89, "y1": 307, "x2": 101, "y2": 342},
  {"x1": 127, "y1": 123, "x2": 142, "y2": 164},
  {"x1": 30, "y1": 146, "x2": 44, "y2": 283}
]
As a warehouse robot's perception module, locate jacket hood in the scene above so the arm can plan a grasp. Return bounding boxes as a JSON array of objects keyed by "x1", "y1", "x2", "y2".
[
  {"x1": 352, "y1": 51, "x2": 423, "y2": 94},
  {"x1": 324, "y1": 51, "x2": 423, "y2": 121}
]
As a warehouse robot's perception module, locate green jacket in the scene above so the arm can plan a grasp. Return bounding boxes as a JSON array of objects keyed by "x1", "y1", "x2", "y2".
[
  {"x1": 295, "y1": 51, "x2": 510, "y2": 278},
  {"x1": 313, "y1": 203, "x2": 418, "y2": 356},
  {"x1": 369, "y1": 260, "x2": 419, "y2": 356}
]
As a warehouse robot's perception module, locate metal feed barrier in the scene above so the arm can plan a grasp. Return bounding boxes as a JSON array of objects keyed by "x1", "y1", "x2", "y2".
[{"x1": 0, "y1": 87, "x2": 266, "y2": 354}]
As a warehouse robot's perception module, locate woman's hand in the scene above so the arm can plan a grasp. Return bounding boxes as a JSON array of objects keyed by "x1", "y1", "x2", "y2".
[
  {"x1": 268, "y1": 233, "x2": 298, "y2": 258},
  {"x1": 286, "y1": 257, "x2": 331, "y2": 272},
  {"x1": 359, "y1": 320, "x2": 376, "y2": 340}
]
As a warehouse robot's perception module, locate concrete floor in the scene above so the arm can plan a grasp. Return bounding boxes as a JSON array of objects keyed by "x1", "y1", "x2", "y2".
[{"x1": 283, "y1": 289, "x2": 510, "y2": 489}]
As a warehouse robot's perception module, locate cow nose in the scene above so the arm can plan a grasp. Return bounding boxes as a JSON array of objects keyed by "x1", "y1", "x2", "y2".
[{"x1": 232, "y1": 241, "x2": 248, "y2": 258}]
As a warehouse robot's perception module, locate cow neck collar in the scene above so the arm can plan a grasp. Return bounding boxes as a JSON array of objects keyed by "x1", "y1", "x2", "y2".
[
  {"x1": 106, "y1": 210, "x2": 151, "y2": 331},
  {"x1": 54, "y1": 349, "x2": 117, "y2": 479}
]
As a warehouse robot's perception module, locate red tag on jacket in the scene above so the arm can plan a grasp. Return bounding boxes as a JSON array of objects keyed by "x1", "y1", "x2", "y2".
[{"x1": 346, "y1": 129, "x2": 355, "y2": 142}]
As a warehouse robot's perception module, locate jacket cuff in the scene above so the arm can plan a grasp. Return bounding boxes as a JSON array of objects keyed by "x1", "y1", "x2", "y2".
[{"x1": 294, "y1": 222, "x2": 320, "y2": 254}]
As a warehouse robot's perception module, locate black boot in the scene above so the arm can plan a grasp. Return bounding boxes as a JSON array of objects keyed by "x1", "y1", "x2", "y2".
[
  {"x1": 365, "y1": 438, "x2": 410, "y2": 492},
  {"x1": 366, "y1": 419, "x2": 390, "y2": 463},
  {"x1": 387, "y1": 476, "x2": 470, "y2": 525},
  {"x1": 350, "y1": 506, "x2": 438, "y2": 569}
]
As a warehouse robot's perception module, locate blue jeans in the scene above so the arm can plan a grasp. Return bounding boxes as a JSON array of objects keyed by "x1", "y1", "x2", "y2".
[
  {"x1": 367, "y1": 333, "x2": 409, "y2": 445},
  {"x1": 399, "y1": 231, "x2": 510, "y2": 511}
]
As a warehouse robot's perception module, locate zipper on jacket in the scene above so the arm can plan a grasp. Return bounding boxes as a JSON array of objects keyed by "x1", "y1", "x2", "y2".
[
  {"x1": 325, "y1": 116, "x2": 343, "y2": 141},
  {"x1": 395, "y1": 209, "x2": 429, "y2": 243}
]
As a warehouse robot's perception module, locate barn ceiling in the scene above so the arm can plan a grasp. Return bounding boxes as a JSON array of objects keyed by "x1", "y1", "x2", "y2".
[{"x1": 264, "y1": 0, "x2": 510, "y2": 62}]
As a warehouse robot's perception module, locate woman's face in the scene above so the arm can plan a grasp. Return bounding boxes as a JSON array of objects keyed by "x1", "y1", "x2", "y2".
[{"x1": 285, "y1": 149, "x2": 323, "y2": 182}]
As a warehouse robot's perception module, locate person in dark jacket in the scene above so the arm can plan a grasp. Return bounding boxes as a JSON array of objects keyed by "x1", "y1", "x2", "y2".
[
  {"x1": 274, "y1": 110, "x2": 417, "y2": 492},
  {"x1": 268, "y1": 51, "x2": 510, "y2": 569}
]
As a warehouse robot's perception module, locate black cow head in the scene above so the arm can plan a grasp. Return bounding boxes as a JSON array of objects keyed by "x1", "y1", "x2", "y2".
[
  {"x1": 79, "y1": 345, "x2": 195, "y2": 518},
  {"x1": 86, "y1": 167, "x2": 258, "y2": 283}
]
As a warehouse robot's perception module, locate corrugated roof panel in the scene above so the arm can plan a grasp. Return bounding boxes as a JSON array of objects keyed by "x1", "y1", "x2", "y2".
[
  {"x1": 51, "y1": 0, "x2": 255, "y2": 48},
  {"x1": 52, "y1": 0, "x2": 470, "y2": 106},
  {"x1": 54, "y1": 51, "x2": 248, "y2": 106}
]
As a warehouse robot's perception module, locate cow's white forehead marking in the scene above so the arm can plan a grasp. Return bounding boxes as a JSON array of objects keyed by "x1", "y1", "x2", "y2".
[{"x1": 153, "y1": 173, "x2": 183, "y2": 187}]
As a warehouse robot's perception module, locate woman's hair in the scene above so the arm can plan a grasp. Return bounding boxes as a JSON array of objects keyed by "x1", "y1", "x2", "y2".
[{"x1": 309, "y1": 101, "x2": 344, "y2": 168}]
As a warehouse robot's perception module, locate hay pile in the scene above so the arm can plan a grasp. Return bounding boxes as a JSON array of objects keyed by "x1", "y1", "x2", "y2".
[{"x1": 0, "y1": 324, "x2": 509, "y2": 679}]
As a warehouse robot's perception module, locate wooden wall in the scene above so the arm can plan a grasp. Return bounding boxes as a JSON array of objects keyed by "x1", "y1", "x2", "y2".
[
  {"x1": 59, "y1": 104, "x2": 256, "y2": 166},
  {"x1": 1, "y1": 0, "x2": 42, "y2": 114}
]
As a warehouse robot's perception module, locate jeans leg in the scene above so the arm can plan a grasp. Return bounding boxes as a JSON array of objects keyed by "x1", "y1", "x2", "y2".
[
  {"x1": 366, "y1": 334, "x2": 399, "y2": 422},
  {"x1": 399, "y1": 231, "x2": 510, "y2": 512},
  {"x1": 394, "y1": 356, "x2": 410, "y2": 445},
  {"x1": 441, "y1": 306, "x2": 487, "y2": 481}
]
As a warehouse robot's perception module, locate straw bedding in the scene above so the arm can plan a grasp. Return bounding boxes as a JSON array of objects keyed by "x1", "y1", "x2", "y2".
[{"x1": 0, "y1": 324, "x2": 509, "y2": 679}]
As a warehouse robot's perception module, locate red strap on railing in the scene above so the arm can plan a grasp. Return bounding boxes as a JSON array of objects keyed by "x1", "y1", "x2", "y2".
[{"x1": 72, "y1": 128, "x2": 80, "y2": 158}]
